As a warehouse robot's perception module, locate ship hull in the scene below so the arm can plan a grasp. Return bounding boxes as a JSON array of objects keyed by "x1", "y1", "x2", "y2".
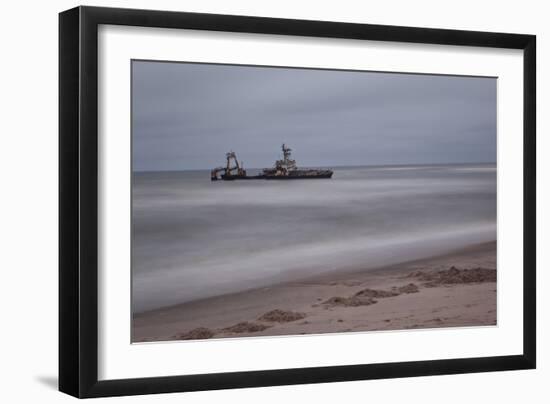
[
  {"x1": 263, "y1": 172, "x2": 333, "y2": 179},
  {"x1": 220, "y1": 171, "x2": 333, "y2": 180}
]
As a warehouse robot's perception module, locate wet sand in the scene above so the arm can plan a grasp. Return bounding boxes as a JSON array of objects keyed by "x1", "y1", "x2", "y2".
[{"x1": 133, "y1": 241, "x2": 496, "y2": 342}]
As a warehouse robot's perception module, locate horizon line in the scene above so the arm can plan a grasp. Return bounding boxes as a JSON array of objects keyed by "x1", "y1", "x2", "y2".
[{"x1": 132, "y1": 161, "x2": 497, "y2": 173}]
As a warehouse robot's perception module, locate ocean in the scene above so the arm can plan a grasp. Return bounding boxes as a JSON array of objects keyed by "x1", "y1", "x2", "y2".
[{"x1": 132, "y1": 164, "x2": 496, "y2": 313}]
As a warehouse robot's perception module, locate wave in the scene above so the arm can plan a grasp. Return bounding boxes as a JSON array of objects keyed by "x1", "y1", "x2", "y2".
[{"x1": 133, "y1": 222, "x2": 495, "y2": 312}]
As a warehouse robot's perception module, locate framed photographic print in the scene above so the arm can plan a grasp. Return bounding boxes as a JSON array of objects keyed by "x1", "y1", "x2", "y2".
[{"x1": 59, "y1": 6, "x2": 536, "y2": 398}]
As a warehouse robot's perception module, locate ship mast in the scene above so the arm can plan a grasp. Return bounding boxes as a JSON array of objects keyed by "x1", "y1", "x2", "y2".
[
  {"x1": 282, "y1": 143, "x2": 291, "y2": 163},
  {"x1": 281, "y1": 144, "x2": 297, "y2": 171}
]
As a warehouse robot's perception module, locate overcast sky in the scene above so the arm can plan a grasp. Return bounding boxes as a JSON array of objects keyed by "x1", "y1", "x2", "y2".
[{"x1": 132, "y1": 61, "x2": 496, "y2": 171}]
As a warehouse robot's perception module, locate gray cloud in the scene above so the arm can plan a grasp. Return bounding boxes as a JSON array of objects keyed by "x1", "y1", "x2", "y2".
[{"x1": 132, "y1": 61, "x2": 496, "y2": 171}]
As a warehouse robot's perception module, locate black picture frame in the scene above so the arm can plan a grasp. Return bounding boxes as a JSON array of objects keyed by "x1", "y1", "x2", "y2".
[{"x1": 59, "y1": 6, "x2": 536, "y2": 398}]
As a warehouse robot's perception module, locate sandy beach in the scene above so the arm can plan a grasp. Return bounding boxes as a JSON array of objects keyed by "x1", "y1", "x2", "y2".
[{"x1": 133, "y1": 241, "x2": 496, "y2": 342}]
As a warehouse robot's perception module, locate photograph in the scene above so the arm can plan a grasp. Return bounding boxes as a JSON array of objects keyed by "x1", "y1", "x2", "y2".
[{"x1": 131, "y1": 60, "x2": 498, "y2": 343}]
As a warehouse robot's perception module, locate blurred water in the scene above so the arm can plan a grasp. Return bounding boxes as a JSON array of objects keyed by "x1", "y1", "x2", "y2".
[{"x1": 132, "y1": 164, "x2": 496, "y2": 312}]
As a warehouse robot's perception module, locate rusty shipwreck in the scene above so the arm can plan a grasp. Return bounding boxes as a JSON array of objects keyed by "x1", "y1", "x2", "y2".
[{"x1": 211, "y1": 144, "x2": 333, "y2": 181}]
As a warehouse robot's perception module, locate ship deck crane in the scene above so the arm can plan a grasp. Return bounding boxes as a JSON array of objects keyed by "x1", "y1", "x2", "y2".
[{"x1": 211, "y1": 151, "x2": 246, "y2": 180}]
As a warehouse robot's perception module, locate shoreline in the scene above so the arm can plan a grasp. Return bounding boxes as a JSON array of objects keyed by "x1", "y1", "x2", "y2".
[{"x1": 133, "y1": 241, "x2": 496, "y2": 342}]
